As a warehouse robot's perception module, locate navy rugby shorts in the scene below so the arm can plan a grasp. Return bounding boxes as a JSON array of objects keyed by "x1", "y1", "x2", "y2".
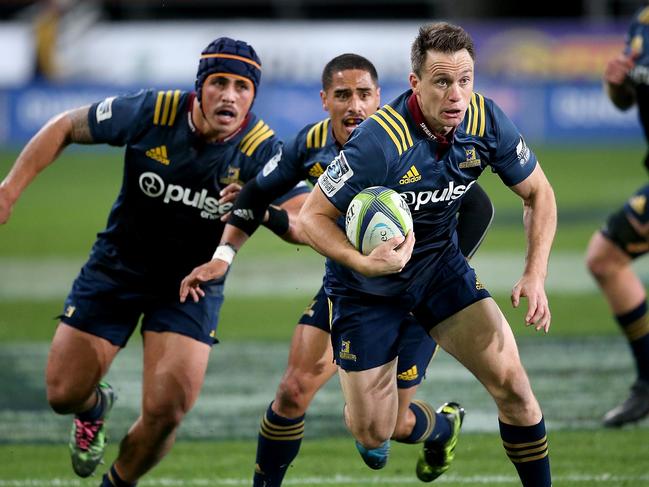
[
  {"x1": 602, "y1": 183, "x2": 649, "y2": 258},
  {"x1": 59, "y1": 257, "x2": 224, "y2": 347},
  {"x1": 328, "y1": 249, "x2": 489, "y2": 372},
  {"x1": 301, "y1": 284, "x2": 437, "y2": 387}
]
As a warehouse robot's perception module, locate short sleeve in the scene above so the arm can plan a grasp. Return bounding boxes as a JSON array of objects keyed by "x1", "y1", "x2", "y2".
[
  {"x1": 88, "y1": 89, "x2": 155, "y2": 146},
  {"x1": 489, "y1": 102, "x2": 537, "y2": 187}
]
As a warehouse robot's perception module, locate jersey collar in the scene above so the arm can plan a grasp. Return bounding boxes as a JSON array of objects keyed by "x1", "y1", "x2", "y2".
[{"x1": 406, "y1": 91, "x2": 455, "y2": 146}]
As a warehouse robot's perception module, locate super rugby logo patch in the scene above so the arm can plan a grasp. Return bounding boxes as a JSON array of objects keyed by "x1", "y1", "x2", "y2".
[
  {"x1": 318, "y1": 152, "x2": 354, "y2": 197},
  {"x1": 516, "y1": 137, "x2": 531, "y2": 166},
  {"x1": 96, "y1": 97, "x2": 115, "y2": 123}
]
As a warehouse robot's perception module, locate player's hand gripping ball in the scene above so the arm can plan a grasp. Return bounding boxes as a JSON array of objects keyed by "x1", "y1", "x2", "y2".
[{"x1": 345, "y1": 186, "x2": 413, "y2": 255}]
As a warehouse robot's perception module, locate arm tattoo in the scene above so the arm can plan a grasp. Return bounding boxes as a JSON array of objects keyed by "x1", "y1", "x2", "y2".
[{"x1": 68, "y1": 106, "x2": 94, "y2": 144}]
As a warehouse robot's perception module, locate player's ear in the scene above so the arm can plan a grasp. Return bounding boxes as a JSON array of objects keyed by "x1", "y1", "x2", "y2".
[
  {"x1": 409, "y1": 72, "x2": 419, "y2": 92},
  {"x1": 320, "y1": 90, "x2": 328, "y2": 111}
]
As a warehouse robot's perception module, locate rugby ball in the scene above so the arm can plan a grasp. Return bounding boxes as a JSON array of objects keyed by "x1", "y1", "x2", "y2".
[{"x1": 345, "y1": 186, "x2": 413, "y2": 255}]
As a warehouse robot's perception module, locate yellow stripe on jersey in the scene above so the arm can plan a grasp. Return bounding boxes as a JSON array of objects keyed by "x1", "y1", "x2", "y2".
[
  {"x1": 160, "y1": 90, "x2": 173, "y2": 125},
  {"x1": 384, "y1": 104, "x2": 413, "y2": 147},
  {"x1": 639, "y1": 6, "x2": 649, "y2": 24},
  {"x1": 153, "y1": 91, "x2": 164, "y2": 125},
  {"x1": 245, "y1": 127, "x2": 274, "y2": 156},
  {"x1": 306, "y1": 119, "x2": 330, "y2": 149},
  {"x1": 372, "y1": 106, "x2": 413, "y2": 156},
  {"x1": 320, "y1": 118, "x2": 329, "y2": 147},
  {"x1": 240, "y1": 120, "x2": 264, "y2": 148},
  {"x1": 466, "y1": 92, "x2": 486, "y2": 137},
  {"x1": 153, "y1": 90, "x2": 181, "y2": 126},
  {"x1": 477, "y1": 93, "x2": 486, "y2": 136},
  {"x1": 370, "y1": 113, "x2": 403, "y2": 154},
  {"x1": 240, "y1": 120, "x2": 274, "y2": 156},
  {"x1": 167, "y1": 90, "x2": 181, "y2": 126}
]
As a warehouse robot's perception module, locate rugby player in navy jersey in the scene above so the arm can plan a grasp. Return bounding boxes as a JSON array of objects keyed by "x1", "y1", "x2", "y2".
[
  {"x1": 180, "y1": 53, "x2": 494, "y2": 485},
  {"x1": 297, "y1": 23, "x2": 556, "y2": 486},
  {"x1": 586, "y1": 6, "x2": 649, "y2": 427},
  {"x1": 0, "y1": 38, "x2": 308, "y2": 487}
]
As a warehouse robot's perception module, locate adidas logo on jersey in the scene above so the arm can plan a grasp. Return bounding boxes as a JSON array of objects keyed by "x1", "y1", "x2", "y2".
[
  {"x1": 397, "y1": 365, "x2": 419, "y2": 381},
  {"x1": 399, "y1": 165, "x2": 421, "y2": 184},
  {"x1": 145, "y1": 145, "x2": 170, "y2": 165}
]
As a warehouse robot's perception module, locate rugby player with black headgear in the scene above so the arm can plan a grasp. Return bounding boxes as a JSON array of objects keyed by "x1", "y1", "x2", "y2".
[{"x1": 0, "y1": 37, "x2": 308, "y2": 487}]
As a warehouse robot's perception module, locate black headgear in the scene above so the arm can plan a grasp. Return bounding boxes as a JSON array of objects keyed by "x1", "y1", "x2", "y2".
[{"x1": 195, "y1": 37, "x2": 262, "y2": 105}]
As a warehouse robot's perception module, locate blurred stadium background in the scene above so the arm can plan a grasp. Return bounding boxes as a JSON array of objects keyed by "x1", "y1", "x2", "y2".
[{"x1": 1, "y1": 1, "x2": 649, "y2": 485}]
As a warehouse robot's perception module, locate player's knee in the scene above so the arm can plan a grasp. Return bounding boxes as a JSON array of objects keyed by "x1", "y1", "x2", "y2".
[
  {"x1": 490, "y1": 371, "x2": 539, "y2": 419},
  {"x1": 346, "y1": 415, "x2": 392, "y2": 448},
  {"x1": 141, "y1": 398, "x2": 187, "y2": 432},
  {"x1": 585, "y1": 249, "x2": 612, "y2": 279},
  {"x1": 46, "y1": 379, "x2": 91, "y2": 414},
  {"x1": 275, "y1": 374, "x2": 312, "y2": 416}
]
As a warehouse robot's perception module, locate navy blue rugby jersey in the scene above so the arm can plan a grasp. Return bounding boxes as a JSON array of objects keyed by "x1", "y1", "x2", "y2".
[
  {"x1": 318, "y1": 89, "x2": 537, "y2": 296},
  {"x1": 88, "y1": 88, "x2": 300, "y2": 288},
  {"x1": 624, "y1": 6, "x2": 649, "y2": 141},
  {"x1": 256, "y1": 117, "x2": 339, "y2": 195}
]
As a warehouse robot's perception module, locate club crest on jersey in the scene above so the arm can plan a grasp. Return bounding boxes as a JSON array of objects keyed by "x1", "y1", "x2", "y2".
[
  {"x1": 340, "y1": 340, "x2": 357, "y2": 361},
  {"x1": 516, "y1": 137, "x2": 531, "y2": 166},
  {"x1": 220, "y1": 166, "x2": 242, "y2": 186},
  {"x1": 308, "y1": 162, "x2": 325, "y2": 179},
  {"x1": 318, "y1": 152, "x2": 354, "y2": 197},
  {"x1": 138, "y1": 171, "x2": 231, "y2": 220},
  {"x1": 96, "y1": 97, "x2": 115, "y2": 123},
  {"x1": 459, "y1": 147, "x2": 481, "y2": 169}
]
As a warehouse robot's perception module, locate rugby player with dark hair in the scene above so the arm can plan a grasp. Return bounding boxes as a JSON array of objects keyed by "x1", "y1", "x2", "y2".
[
  {"x1": 0, "y1": 37, "x2": 308, "y2": 487},
  {"x1": 586, "y1": 5, "x2": 649, "y2": 428},
  {"x1": 179, "y1": 52, "x2": 494, "y2": 486},
  {"x1": 299, "y1": 23, "x2": 556, "y2": 486}
]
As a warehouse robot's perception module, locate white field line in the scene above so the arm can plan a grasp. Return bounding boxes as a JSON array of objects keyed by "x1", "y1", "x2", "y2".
[
  {"x1": 1, "y1": 474, "x2": 649, "y2": 486},
  {"x1": 3, "y1": 251, "x2": 649, "y2": 300}
]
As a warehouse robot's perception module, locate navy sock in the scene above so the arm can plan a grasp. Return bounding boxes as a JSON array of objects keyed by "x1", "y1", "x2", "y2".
[
  {"x1": 499, "y1": 417, "x2": 551, "y2": 487},
  {"x1": 253, "y1": 402, "x2": 305, "y2": 487},
  {"x1": 77, "y1": 386, "x2": 105, "y2": 422},
  {"x1": 397, "y1": 400, "x2": 451, "y2": 444},
  {"x1": 615, "y1": 301, "x2": 649, "y2": 382},
  {"x1": 101, "y1": 465, "x2": 137, "y2": 487}
]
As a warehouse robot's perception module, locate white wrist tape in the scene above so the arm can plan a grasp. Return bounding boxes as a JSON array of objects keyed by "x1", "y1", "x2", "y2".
[{"x1": 212, "y1": 244, "x2": 236, "y2": 265}]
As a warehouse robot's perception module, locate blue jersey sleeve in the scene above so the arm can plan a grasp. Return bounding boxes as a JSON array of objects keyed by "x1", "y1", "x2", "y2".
[
  {"x1": 489, "y1": 102, "x2": 537, "y2": 187},
  {"x1": 317, "y1": 125, "x2": 390, "y2": 213},
  {"x1": 88, "y1": 89, "x2": 156, "y2": 146},
  {"x1": 242, "y1": 136, "x2": 310, "y2": 206},
  {"x1": 256, "y1": 131, "x2": 308, "y2": 195}
]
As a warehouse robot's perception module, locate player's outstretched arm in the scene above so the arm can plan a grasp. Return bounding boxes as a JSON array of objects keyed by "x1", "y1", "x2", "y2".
[
  {"x1": 509, "y1": 164, "x2": 557, "y2": 333},
  {"x1": 0, "y1": 106, "x2": 93, "y2": 224},
  {"x1": 179, "y1": 223, "x2": 250, "y2": 303},
  {"x1": 298, "y1": 184, "x2": 414, "y2": 277}
]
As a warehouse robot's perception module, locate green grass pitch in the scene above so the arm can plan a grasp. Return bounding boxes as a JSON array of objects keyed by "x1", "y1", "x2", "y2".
[{"x1": 1, "y1": 144, "x2": 649, "y2": 485}]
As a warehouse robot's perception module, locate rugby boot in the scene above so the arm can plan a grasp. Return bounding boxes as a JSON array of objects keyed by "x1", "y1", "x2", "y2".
[
  {"x1": 355, "y1": 439, "x2": 390, "y2": 470},
  {"x1": 69, "y1": 381, "x2": 116, "y2": 477},
  {"x1": 416, "y1": 401, "x2": 465, "y2": 482},
  {"x1": 603, "y1": 379, "x2": 649, "y2": 427}
]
